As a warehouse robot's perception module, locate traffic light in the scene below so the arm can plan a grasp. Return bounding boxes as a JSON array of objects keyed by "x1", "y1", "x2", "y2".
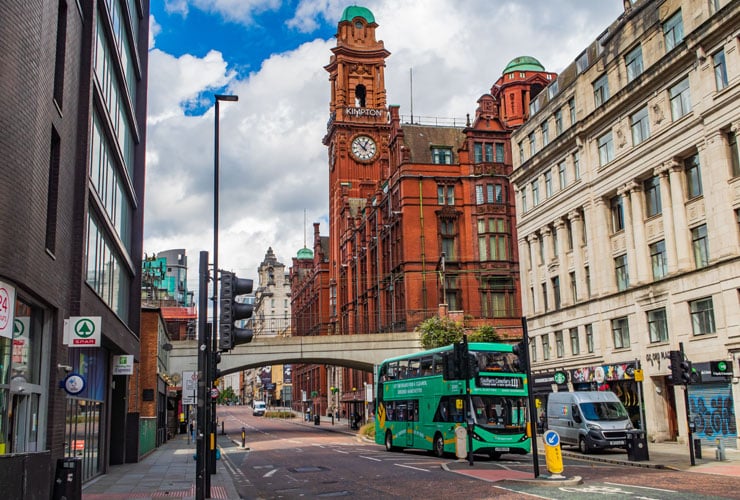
[
  {"x1": 441, "y1": 342, "x2": 477, "y2": 380},
  {"x1": 669, "y1": 350, "x2": 692, "y2": 385},
  {"x1": 512, "y1": 340, "x2": 528, "y2": 373},
  {"x1": 219, "y1": 271, "x2": 254, "y2": 351},
  {"x1": 212, "y1": 350, "x2": 222, "y2": 382}
]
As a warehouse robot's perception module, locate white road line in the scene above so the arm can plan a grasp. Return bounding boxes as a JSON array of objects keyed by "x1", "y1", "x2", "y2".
[
  {"x1": 263, "y1": 469, "x2": 278, "y2": 478},
  {"x1": 334, "y1": 449, "x2": 350, "y2": 454},
  {"x1": 360, "y1": 455, "x2": 382, "y2": 461},
  {"x1": 603, "y1": 482, "x2": 677, "y2": 493},
  {"x1": 491, "y1": 485, "x2": 551, "y2": 499},
  {"x1": 395, "y1": 463, "x2": 430, "y2": 472}
]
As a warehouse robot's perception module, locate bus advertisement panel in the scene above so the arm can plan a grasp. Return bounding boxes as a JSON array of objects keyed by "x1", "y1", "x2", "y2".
[{"x1": 375, "y1": 342, "x2": 530, "y2": 459}]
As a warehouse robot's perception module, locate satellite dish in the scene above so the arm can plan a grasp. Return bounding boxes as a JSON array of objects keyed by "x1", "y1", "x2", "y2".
[{"x1": 171, "y1": 373, "x2": 182, "y2": 384}]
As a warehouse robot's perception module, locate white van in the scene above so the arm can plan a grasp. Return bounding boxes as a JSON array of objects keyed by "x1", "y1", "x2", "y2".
[
  {"x1": 252, "y1": 400, "x2": 266, "y2": 416},
  {"x1": 546, "y1": 391, "x2": 632, "y2": 453}
]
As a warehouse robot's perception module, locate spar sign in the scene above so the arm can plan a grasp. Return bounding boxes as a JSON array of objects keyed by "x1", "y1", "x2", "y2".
[
  {"x1": 65, "y1": 316, "x2": 102, "y2": 347},
  {"x1": 0, "y1": 280, "x2": 16, "y2": 339}
]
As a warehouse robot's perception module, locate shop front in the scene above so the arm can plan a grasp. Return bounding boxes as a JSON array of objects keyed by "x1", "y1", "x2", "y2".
[
  {"x1": 686, "y1": 362, "x2": 736, "y2": 450},
  {"x1": 569, "y1": 361, "x2": 643, "y2": 429}
]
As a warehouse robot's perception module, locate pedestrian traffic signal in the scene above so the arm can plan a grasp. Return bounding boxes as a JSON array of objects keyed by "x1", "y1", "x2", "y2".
[
  {"x1": 219, "y1": 271, "x2": 254, "y2": 351},
  {"x1": 512, "y1": 340, "x2": 528, "y2": 373}
]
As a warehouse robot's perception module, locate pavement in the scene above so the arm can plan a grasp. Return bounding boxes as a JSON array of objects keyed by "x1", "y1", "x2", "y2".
[{"x1": 82, "y1": 412, "x2": 740, "y2": 498}]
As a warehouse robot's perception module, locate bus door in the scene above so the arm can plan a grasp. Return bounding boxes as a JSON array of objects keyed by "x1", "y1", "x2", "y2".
[{"x1": 406, "y1": 400, "x2": 416, "y2": 447}]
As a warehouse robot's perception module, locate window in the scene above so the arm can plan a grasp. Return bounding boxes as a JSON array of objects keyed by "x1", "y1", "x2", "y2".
[
  {"x1": 690, "y1": 297, "x2": 716, "y2": 335},
  {"x1": 477, "y1": 218, "x2": 509, "y2": 261},
  {"x1": 555, "y1": 331, "x2": 564, "y2": 358},
  {"x1": 432, "y1": 147, "x2": 452, "y2": 164},
  {"x1": 440, "y1": 219, "x2": 457, "y2": 260},
  {"x1": 531, "y1": 180, "x2": 540, "y2": 206},
  {"x1": 729, "y1": 131, "x2": 740, "y2": 178},
  {"x1": 647, "y1": 308, "x2": 668, "y2": 343},
  {"x1": 474, "y1": 143, "x2": 483, "y2": 163},
  {"x1": 530, "y1": 338, "x2": 537, "y2": 362},
  {"x1": 552, "y1": 277, "x2": 561, "y2": 310},
  {"x1": 569, "y1": 271, "x2": 577, "y2": 301},
  {"x1": 529, "y1": 132, "x2": 536, "y2": 156},
  {"x1": 529, "y1": 98, "x2": 541, "y2": 115},
  {"x1": 598, "y1": 131, "x2": 614, "y2": 165},
  {"x1": 576, "y1": 51, "x2": 589, "y2": 74},
  {"x1": 493, "y1": 184, "x2": 503, "y2": 203},
  {"x1": 713, "y1": 50, "x2": 728, "y2": 91},
  {"x1": 663, "y1": 10, "x2": 684, "y2": 52},
  {"x1": 541, "y1": 122, "x2": 549, "y2": 147},
  {"x1": 518, "y1": 141, "x2": 524, "y2": 160},
  {"x1": 692, "y1": 224, "x2": 709, "y2": 268},
  {"x1": 521, "y1": 189, "x2": 528, "y2": 212},
  {"x1": 644, "y1": 176, "x2": 662, "y2": 217},
  {"x1": 669, "y1": 77, "x2": 691, "y2": 120},
  {"x1": 542, "y1": 282, "x2": 548, "y2": 311},
  {"x1": 615, "y1": 254, "x2": 629, "y2": 291},
  {"x1": 593, "y1": 74, "x2": 610, "y2": 107},
  {"x1": 46, "y1": 129, "x2": 61, "y2": 253},
  {"x1": 554, "y1": 109, "x2": 563, "y2": 135},
  {"x1": 585, "y1": 323, "x2": 594, "y2": 353},
  {"x1": 612, "y1": 317, "x2": 630, "y2": 349},
  {"x1": 541, "y1": 334, "x2": 550, "y2": 360},
  {"x1": 437, "y1": 185, "x2": 455, "y2": 205},
  {"x1": 444, "y1": 275, "x2": 460, "y2": 310},
  {"x1": 480, "y1": 277, "x2": 516, "y2": 318},
  {"x1": 585, "y1": 266, "x2": 592, "y2": 298},
  {"x1": 570, "y1": 327, "x2": 580, "y2": 355},
  {"x1": 545, "y1": 171, "x2": 553, "y2": 198},
  {"x1": 485, "y1": 143, "x2": 494, "y2": 162},
  {"x1": 610, "y1": 195, "x2": 624, "y2": 232},
  {"x1": 548, "y1": 80, "x2": 559, "y2": 99},
  {"x1": 630, "y1": 106, "x2": 650, "y2": 146},
  {"x1": 495, "y1": 143, "x2": 505, "y2": 162},
  {"x1": 568, "y1": 97, "x2": 576, "y2": 125},
  {"x1": 625, "y1": 45, "x2": 644, "y2": 82},
  {"x1": 572, "y1": 151, "x2": 580, "y2": 180},
  {"x1": 685, "y1": 154, "x2": 702, "y2": 199},
  {"x1": 650, "y1": 240, "x2": 668, "y2": 280},
  {"x1": 475, "y1": 185, "x2": 484, "y2": 205},
  {"x1": 558, "y1": 161, "x2": 567, "y2": 190}
]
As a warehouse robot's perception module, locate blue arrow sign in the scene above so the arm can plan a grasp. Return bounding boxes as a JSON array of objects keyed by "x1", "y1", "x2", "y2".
[{"x1": 544, "y1": 430, "x2": 560, "y2": 447}]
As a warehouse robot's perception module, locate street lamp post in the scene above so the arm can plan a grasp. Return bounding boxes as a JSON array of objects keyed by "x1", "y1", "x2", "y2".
[{"x1": 210, "y1": 93, "x2": 238, "y2": 477}]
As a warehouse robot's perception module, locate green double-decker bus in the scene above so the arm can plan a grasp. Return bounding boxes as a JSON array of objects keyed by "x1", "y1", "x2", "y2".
[{"x1": 374, "y1": 342, "x2": 530, "y2": 459}]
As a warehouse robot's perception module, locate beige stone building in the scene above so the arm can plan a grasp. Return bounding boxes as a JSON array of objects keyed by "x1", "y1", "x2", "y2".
[{"x1": 511, "y1": 0, "x2": 739, "y2": 448}]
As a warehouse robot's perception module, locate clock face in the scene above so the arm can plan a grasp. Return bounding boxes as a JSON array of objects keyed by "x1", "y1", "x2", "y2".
[{"x1": 351, "y1": 135, "x2": 377, "y2": 161}]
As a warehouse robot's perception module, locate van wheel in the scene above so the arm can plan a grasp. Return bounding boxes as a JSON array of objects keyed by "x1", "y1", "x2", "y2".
[
  {"x1": 385, "y1": 430, "x2": 397, "y2": 452},
  {"x1": 433, "y1": 433, "x2": 445, "y2": 458},
  {"x1": 578, "y1": 436, "x2": 589, "y2": 454}
]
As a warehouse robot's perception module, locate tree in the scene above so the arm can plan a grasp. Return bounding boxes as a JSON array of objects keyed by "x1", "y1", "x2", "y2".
[
  {"x1": 416, "y1": 317, "x2": 501, "y2": 349},
  {"x1": 416, "y1": 316, "x2": 465, "y2": 349},
  {"x1": 217, "y1": 386, "x2": 236, "y2": 405}
]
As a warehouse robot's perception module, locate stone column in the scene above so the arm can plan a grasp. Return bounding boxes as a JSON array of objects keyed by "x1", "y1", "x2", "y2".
[
  {"x1": 569, "y1": 210, "x2": 586, "y2": 301},
  {"x1": 667, "y1": 159, "x2": 692, "y2": 270},
  {"x1": 591, "y1": 197, "x2": 612, "y2": 295},
  {"x1": 656, "y1": 165, "x2": 678, "y2": 274},
  {"x1": 629, "y1": 181, "x2": 650, "y2": 284},
  {"x1": 528, "y1": 234, "x2": 543, "y2": 315},
  {"x1": 518, "y1": 237, "x2": 531, "y2": 316},
  {"x1": 703, "y1": 127, "x2": 738, "y2": 259},
  {"x1": 618, "y1": 184, "x2": 637, "y2": 289},
  {"x1": 555, "y1": 218, "x2": 572, "y2": 306},
  {"x1": 541, "y1": 226, "x2": 554, "y2": 310}
]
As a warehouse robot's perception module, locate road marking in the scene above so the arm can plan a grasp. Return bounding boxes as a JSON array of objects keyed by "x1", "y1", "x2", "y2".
[
  {"x1": 263, "y1": 469, "x2": 278, "y2": 478},
  {"x1": 360, "y1": 455, "x2": 382, "y2": 461},
  {"x1": 334, "y1": 449, "x2": 350, "y2": 454},
  {"x1": 395, "y1": 463, "x2": 430, "y2": 472},
  {"x1": 604, "y1": 482, "x2": 676, "y2": 493},
  {"x1": 491, "y1": 485, "x2": 550, "y2": 499}
]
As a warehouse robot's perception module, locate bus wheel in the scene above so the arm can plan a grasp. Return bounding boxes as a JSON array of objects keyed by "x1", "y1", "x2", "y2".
[
  {"x1": 385, "y1": 431, "x2": 396, "y2": 452},
  {"x1": 433, "y1": 433, "x2": 445, "y2": 458},
  {"x1": 489, "y1": 451, "x2": 502, "y2": 460}
]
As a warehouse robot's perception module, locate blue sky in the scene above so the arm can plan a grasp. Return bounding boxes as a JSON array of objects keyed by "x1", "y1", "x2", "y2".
[{"x1": 143, "y1": 1, "x2": 624, "y2": 289}]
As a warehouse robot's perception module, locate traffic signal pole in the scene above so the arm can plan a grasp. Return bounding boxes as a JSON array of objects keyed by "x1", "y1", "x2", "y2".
[
  {"x1": 196, "y1": 251, "x2": 209, "y2": 500},
  {"x1": 521, "y1": 317, "x2": 540, "y2": 478},
  {"x1": 680, "y1": 342, "x2": 696, "y2": 466}
]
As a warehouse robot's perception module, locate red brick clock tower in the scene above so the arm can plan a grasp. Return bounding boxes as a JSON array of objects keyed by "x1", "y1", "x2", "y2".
[{"x1": 323, "y1": 6, "x2": 390, "y2": 330}]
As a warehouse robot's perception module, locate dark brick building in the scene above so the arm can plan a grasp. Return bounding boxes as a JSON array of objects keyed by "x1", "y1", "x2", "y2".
[{"x1": 0, "y1": 0, "x2": 149, "y2": 494}]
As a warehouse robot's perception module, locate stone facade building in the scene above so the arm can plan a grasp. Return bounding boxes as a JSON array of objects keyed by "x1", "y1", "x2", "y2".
[{"x1": 511, "y1": 0, "x2": 739, "y2": 447}]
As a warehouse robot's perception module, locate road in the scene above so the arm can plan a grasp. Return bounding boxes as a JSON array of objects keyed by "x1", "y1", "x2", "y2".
[{"x1": 216, "y1": 405, "x2": 740, "y2": 499}]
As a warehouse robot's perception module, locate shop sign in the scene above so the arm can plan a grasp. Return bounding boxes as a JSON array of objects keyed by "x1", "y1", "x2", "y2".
[
  {"x1": 553, "y1": 371, "x2": 567, "y2": 385},
  {"x1": 62, "y1": 373, "x2": 86, "y2": 395},
  {"x1": 571, "y1": 362, "x2": 635, "y2": 384},
  {"x1": 0, "y1": 281, "x2": 16, "y2": 339},
  {"x1": 65, "y1": 316, "x2": 102, "y2": 347},
  {"x1": 710, "y1": 361, "x2": 733, "y2": 377},
  {"x1": 112, "y1": 355, "x2": 134, "y2": 375}
]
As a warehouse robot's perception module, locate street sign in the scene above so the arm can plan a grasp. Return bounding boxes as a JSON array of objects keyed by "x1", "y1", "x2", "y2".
[
  {"x1": 210, "y1": 387, "x2": 220, "y2": 399},
  {"x1": 543, "y1": 430, "x2": 564, "y2": 475},
  {"x1": 183, "y1": 371, "x2": 198, "y2": 405}
]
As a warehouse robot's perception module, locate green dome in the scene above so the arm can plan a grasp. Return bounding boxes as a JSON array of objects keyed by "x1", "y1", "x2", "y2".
[
  {"x1": 296, "y1": 247, "x2": 314, "y2": 260},
  {"x1": 340, "y1": 6, "x2": 375, "y2": 24},
  {"x1": 502, "y1": 56, "x2": 545, "y2": 74}
]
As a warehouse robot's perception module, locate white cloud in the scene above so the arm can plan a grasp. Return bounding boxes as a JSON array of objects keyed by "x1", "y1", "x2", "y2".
[{"x1": 144, "y1": 0, "x2": 624, "y2": 288}]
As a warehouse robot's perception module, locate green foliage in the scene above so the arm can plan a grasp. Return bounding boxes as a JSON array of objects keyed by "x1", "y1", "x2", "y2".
[
  {"x1": 416, "y1": 316, "x2": 500, "y2": 349},
  {"x1": 265, "y1": 410, "x2": 295, "y2": 419},
  {"x1": 416, "y1": 316, "x2": 465, "y2": 349},
  {"x1": 468, "y1": 325, "x2": 500, "y2": 343},
  {"x1": 359, "y1": 421, "x2": 375, "y2": 438},
  {"x1": 217, "y1": 386, "x2": 236, "y2": 405}
]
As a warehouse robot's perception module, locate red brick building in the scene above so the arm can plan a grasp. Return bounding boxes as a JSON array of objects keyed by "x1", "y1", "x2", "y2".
[{"x1": 291, "y1": 5, "x2": 555, "y2": 417}]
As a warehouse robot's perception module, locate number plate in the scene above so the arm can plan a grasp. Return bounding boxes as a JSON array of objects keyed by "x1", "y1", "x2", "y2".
[
  {"x1": 494, "y1": 447, "x2": 509, "y2": 452},
  {"x1": 610, "y1": 440, "x2": 625, "y2": 446}
]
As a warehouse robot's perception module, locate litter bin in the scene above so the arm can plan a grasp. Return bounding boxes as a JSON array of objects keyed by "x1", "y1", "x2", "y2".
[
  {"x1": 314, "y1": 414, "x2": 320, "y2": 425},
  {"x1": 626, "y1": 430, "x2": 649, "y2": 461},
  {"x1": 53, "y1": 457, "x2": 81, "y2": 500},
  {"x1": 693, "y1": 438, "x2": 702, "y2": 459}
]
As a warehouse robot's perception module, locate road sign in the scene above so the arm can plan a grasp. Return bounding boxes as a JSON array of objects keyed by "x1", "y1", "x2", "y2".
[
  {"x1": 183, "y1": 371, "x2": 198, "y2": 405},
  {"x1": 210, "y1": 387, "x2": 220, "y2": 399},
  {"x1": 543, "y1": 430, "x2": 564, "y2": 475}
]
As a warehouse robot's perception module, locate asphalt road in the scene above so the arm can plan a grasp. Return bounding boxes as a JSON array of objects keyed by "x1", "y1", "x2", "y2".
[{"x1": 216, "y1": 406, "x2": 740, "y2": 499}]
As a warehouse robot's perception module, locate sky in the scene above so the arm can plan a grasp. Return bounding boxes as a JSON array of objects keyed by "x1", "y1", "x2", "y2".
[{"x1": 143, "y1": 0, "x2": 625, "y2": 296}]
